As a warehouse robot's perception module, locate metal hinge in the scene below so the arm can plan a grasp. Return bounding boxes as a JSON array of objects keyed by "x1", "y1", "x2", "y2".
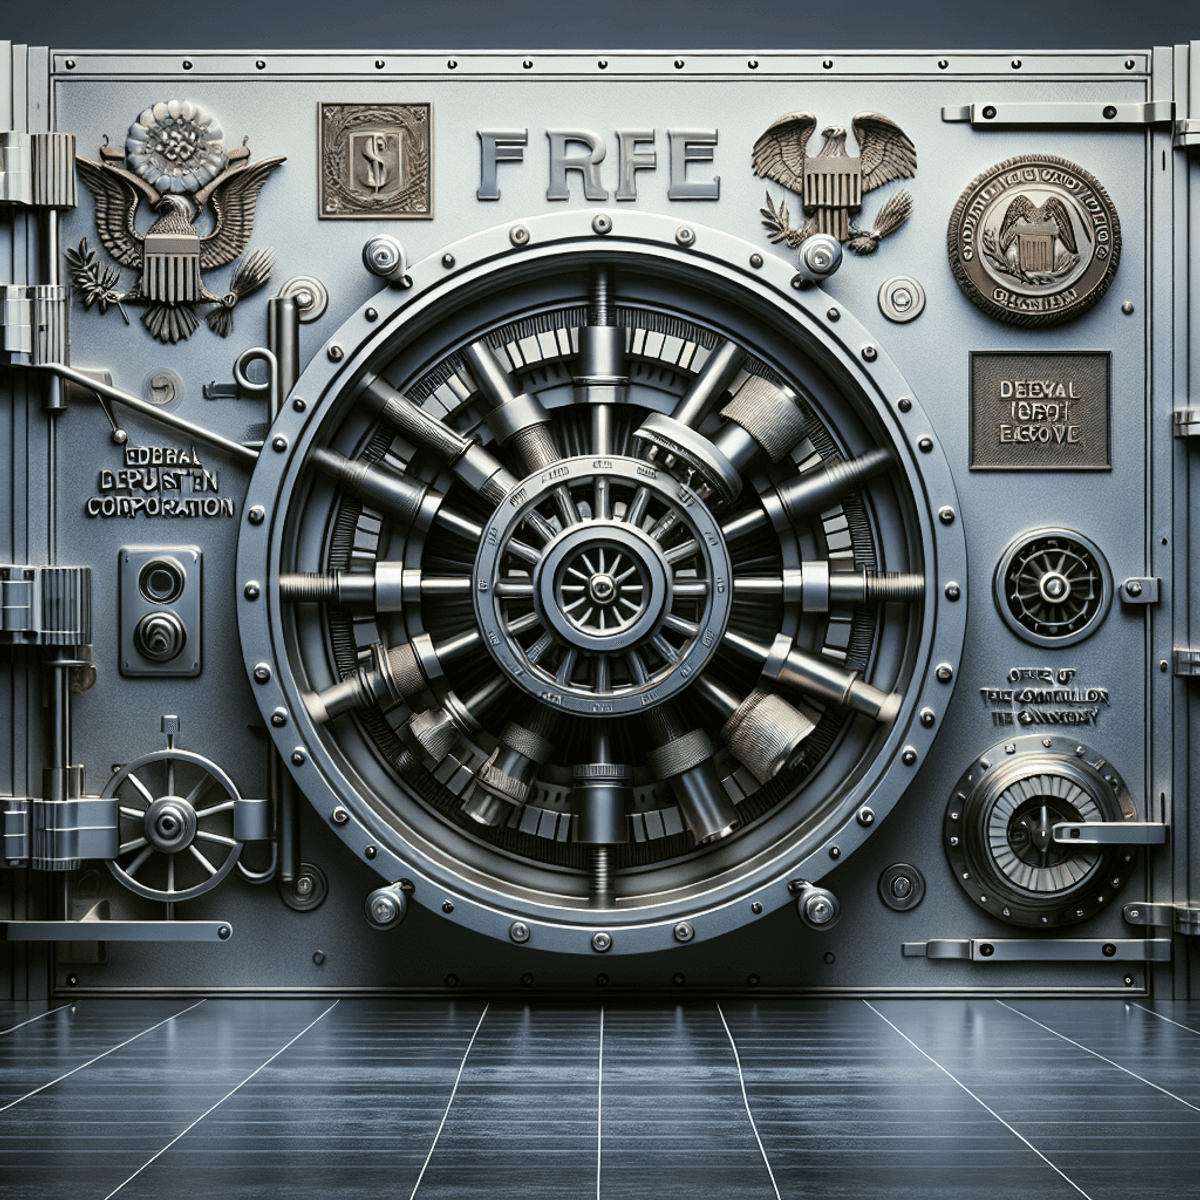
[
  {"x1": 1173, "y1": 649, "x2": 1200, "y2": 678},
  {"x1": 0, "y1": 565, "x2": 91, "y2": 645},
  {"x1": 2, "y1": 796, "x2": 118, "y2": 869},
  {"x1": 1118, "y1": 577, "x2": 1159, "y2": 605},
  {"x1": 0, "y1": 131, "x2": 77, "y2": 208},
  {"x1": 1174, "y1": 407, "x2": 1200, "y2": 438},
  {"x1": 902, "y1": 938, "x2": 1171, "y2": 962},
  {"x1": 1123, "y1": 903, "x2": 1200, "y2": 936},
  {"x1": 941, "y1": 101, "x2": 1173, "y2": 128},
  {"x1": 1175, "y1": 119, "x2": 1200, "y2": 149},
  {"x1": 0, "y1": 285, "x2": 70, "y2": 365},
  {"x1": 1051, "y1": 821, "x2": 1168, "y2": 846}
]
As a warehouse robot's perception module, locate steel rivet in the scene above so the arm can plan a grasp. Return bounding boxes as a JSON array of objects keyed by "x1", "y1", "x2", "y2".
[
  {"x1": 945, "y1": 582, "x2": 961, "y2": 601},
  {"x1": 857, "y1": 807, "x2": 875, "y2": 826},
  {"x1": 447, "y1": 59, "x2": 458, "y2": 70},
  {"x1": 312, "y1": 951, "x2": 325, "y2": 965},
  {"x1": 65, "y1": 59, "x2": 76, "y2": 70},
  {"x1": 751, "y1": 901, "x2": 763, "y2": 914},
  {"x1": 592, "y1": 213, "x2": 613, "y2": 235},
  {"x1": 520, "y1": 972, "x2": 535, "y2": 986},
  {"x1": 1129, "y1": 908, "x2": 1140, "y2": 919},
  {"x1": 1103, "y1": 105, "x2": 1118, "y2": 120},
  {"x1": 442, "y1": 253, "x2": 456, "y2": 268},
  {"x1": 829, "y1": 845, "x2": 841, "y2": 859},
  {"x1": 442, "y1": 900, "x2": 454, "y2": 913},
  {"x1": 675, "y1": 226, "x2": 695, "y2": 246},
  {"x1": 674, "y1": 59, "x2": 685, "y2": 69},
  {"x1": 271, "y1": 707, "x2": 288, "y2": 727},
  {"x1": 1011, "y1": 59, "x2": 1021, "y2": 69},
  {"x1": 272, "y1": 435, "x2": 288, "y2": 453},
  {"x1": 673, "y1": 921, "x2": 695, "y2": 943},
  {"x1": 332, "y1": 807, "x2": 349, "y2": 824},
  {"x1": 253, "y1": 663, "x2": 271, "y2": 683},
  {"x1": 823, "y1": 952, "x2": 835, "y2": 964},
  {"x1": 822, "y1": 59, "x2": 833, "y2": 69},
  {"x1": 920, "y1": 707, "x2": 936, "y2": 727},
  {"x1": 510, "y1": 225, "x2": 530, "y2": 246},
  {"x1": 750, "y1": 253, "x2": 763, "y2": 268},
  {"x1": 980, "y1": 942, "x2": 995, "y2": 956},
  {"x1": 598, "y1": 59, "x2": 608, "y2": 70},
  {"x1": 1122, "y1": 301, "x2": 1134, "y2": 315},
  {"x1": 982, "y1": 105, "x2": 997, "y2": 119},
  {"x1": 1005, "y1": 743, "x2": 1016, "y2": 753},
  {"x1": 510, "y1": 921, "x2": 530, "y2": 943},
  {"x1": 747, "y1": 973, "x2": 761, "y2": 985},
  {"x1": 938, "y1": 505, "x2": 955, "y2": 524},
  {"x1": 292, "y1": 397, "x2": 306, "y2": 411},
  {"x1": 365, "y1": 845, "x2": 376, "y2": 859},
  {"x1": 1124, "y1": 59, "x2": 1136, "y2": 70},
  {"x1": 375, "y1": 59, "x2": 385, "y2": 69},
  {"x1": 827, "y1": 307, "x2": 840, "y2": 322},
  {"x1": 748, "y1": 59, "x2": 759, "y2": 69},
  {"x1": 592, "y1": 931, "x2": 613, "y2": 952},
  {"x1": 902, "y1": 747, "x2": 918, "y2": 766},
  {"x1": 256, "y1": 60, "x2": 266, "y2": 70},
  {"x1": 596, "y1": 973, "x2": 609, "y2": 986},
  {"x1": 949, "y1": 836, "x2": 959, "y2": 846},
  {"x1": 898, "y1": 397, "x2": 912, "y2": 412},
  {"x1": 365, "y1": 307, "x2": 378, "y2": 321},
  {"x1": 243, "y1": 581, "x2": 260, "y2": 600},
  {"x1": 248, "y1": 505, "x2": 265, "y2": 525},
  {"x1": 327, "y1": 345, "x2": 344, "y2": 362},
  {"x1": 218, "y1": 925, "x2": 231, "y2": 939},
  {"x1": 861, "y1": 345, "x2": 877, "y2": 361},
  {"x1": 1124, "y1": 974, "x2": 1135, "y2": 986},
  {"x1": 183, "y1": 60, "x2": 193, "y2": 71},
  {"x1": 523, "y1": 58, "x2": 534, "y2": 69},
  {"x1": 918, "y1": 436, "x2": 933, "y2": 452},
  {"x1": 1102, "y1": 943, "x2": 1117, "y2": 957},
  {"x1": 292, "y1": 749, "x2": 306, "y2": 765},
  {"x1": 936, "y1": 663, "x2": 953, "y2": 683},
  {"x1": 938, "y1": 59, "x2": 948, "y2": 69}
]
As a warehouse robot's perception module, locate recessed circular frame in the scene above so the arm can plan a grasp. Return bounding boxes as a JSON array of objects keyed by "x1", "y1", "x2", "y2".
[
  {"x1": 994, "y1": 527, "x2": 1112, "y2": 648},
  {"x1": 236, "y1": 209, "x2": 968, "y2": 956}
]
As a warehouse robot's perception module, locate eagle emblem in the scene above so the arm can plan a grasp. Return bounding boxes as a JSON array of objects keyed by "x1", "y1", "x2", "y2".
[
  {"x1": 67, "y1": 100, "x2": 285, "y2": 343},
  {"x1": 988, "y1": 194, "x2": 1080, "y2": 282},
  {"x1": 752, "y1": 111, "x2": 916, "y2": 257}
]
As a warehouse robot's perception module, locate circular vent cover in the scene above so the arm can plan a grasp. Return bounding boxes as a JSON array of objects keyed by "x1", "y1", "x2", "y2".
[{"x1": 994, "y1": 528, "x2": 1112, "y2": 647}]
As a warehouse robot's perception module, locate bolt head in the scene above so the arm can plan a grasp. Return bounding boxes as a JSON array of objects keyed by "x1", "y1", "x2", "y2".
[
  {"x1": 673, "y1": 922, "x2": 695, "y2": 943},
  {"x1": 272, "y1": 435, "x2": 288, "y2": 453},
  {"x1": 938, "y1": 506, "x2": 955, "y2": 524},
  {"x1": 902, "y1": 747, "x2": 918, "y2": 766},
  {"x1": 891, "y1": 876, "x2": 912, "y2": 898},
  {"x1": 861, "y1": 345, "x2": 877, "y2": 362},
  {"x1": 442, "y1": 253, "x2": 455, "y2": 268},
  {"x1": 944, "y1": 582, "x2": 961, "y2": 601},
  {"x1": 248, "y1": 505, "x2": 265, "y2": 525},
  {"x1": 826, "y1": 307, "x2": 840, "y2": 322},
  {"x1": 509, "y1": 225, "x2": 530, "y2": 246},
  {"x1": 591, "y1": 931, "x2": 613, "y2": 952},
  {"x1": 332, "y1": 806, "x2": 349, "y2": 825},
  {"x1": 371, "y1": 896, "x2": 398, "y2": 924},
  {"x1": 675, "y1": 226, "x2": 695, "y2": 246},
  {"x1": 218, "y1": 925, "x2": 231, "y2": 940},
  {"x1": 295, "y1": 875, "x2": 313, "y2": 896},
  {"x1": 592, "y1": 214, "x2": 613, "y2": 235},
  {"x1": 920, "y1": 708, "x2": 936, "y2": 727},
  {"x1": 253, "y1": 663, "x2": 271, "y2": 683},
  {"x1": 510, "y1": 921, "x2": 530, "y2": 943},
  {"x1": 271, "y1": 707, "x2": 288, "y2": 727},
  {"x1": 936, "y1": 663, "x2": 953, "y2": 683},
  {"x1": 292, "y1": 750, "x2": 306, "y2": 766},
  {"x1": 327, "y1": 345, "x2": 344, "y2": 362},
  {"x1": 857, "y1": 807, "x2": 875, "y2": 827},
  {"x1": 749, "y1": 253, "x2": 763, "y2": 268},
  {"x1": 243, "y1": 581, "x2": 260, "y2": 600},
  {"x1": 918, "y1": 437, "x2": 933, "y2": 453}
]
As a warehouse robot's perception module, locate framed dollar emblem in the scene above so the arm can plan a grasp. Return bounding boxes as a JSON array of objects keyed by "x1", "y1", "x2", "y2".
[
  {"x1": 319, "y1": 102, "x2": 432, "y2": 219},
  {"x1": 946, "y1": 154, "x2": 1121, "y2": 327}
]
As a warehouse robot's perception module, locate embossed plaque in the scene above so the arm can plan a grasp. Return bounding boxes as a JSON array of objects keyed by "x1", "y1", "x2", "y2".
[
  {"x1": 970, "y1": 351, "x2": 1110, "y2": 470},
  {"x1": 319, "y1": 102, "x2": 432, "y2": 219}
]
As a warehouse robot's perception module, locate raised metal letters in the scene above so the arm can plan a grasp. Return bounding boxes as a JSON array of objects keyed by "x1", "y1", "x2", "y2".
[
  {"x1": 753, "y1": 111, "x2": 916, "y2": 255},
  {"x1": 319, "y1": 102, "x2": 432, "y2": 219},
  {"x1": 947, "y1": 155, "x2": 1121, "y2": 326}
]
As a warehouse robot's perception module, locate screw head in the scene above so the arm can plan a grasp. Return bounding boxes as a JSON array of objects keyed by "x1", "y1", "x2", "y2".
[
  {"x1": 365, "y1": 845, "x2": 376, "y2": 859},
  {"x1": 218, "y1": 925, "x2": 231, "y2": 939},
  {"x1": 592, "y1": 214, "x2": 613, "y2": 235},
  {"x1": 598, "y1": 59, "x2": 608, "y2": 69},
  {"x1": 749, "y1": 253, "x2": 764, "y2": 269},
  {"x1": 945, "y1": 582, "x2": 961, "y2": 601},
  {"x1": 65, "y1": 59, "x2": 76, "y2": 69},
  {"x1": 675, "y1": 226, "x2": 695, "y2": 246},
  {"x1": 828, "y1": 845, "x2": 841, "y2": 859},
  {"x1": 591, "y1": 931, "x2": 613, "y2": 953},
  {"x1": 520, "y1": 972, "x2": 535, "y2": 986},
  {"x1": 253, "y1": 663, "x2": 271, "y2": 683},
  {"x1": 295, "y1": 875, "x2": 314, "y2": 896},
  {"x1": 1103, "y1": 105, "x2": 1118, "y2": 120},
  {"x1": 256, "y1": 59, "x2": 266, "y2": 70},
  {"x1": 671, "y1": 972, "x2": 686, "y2": 985},
  {"x1": 982, "y1": 105, "x2": 997, "y2": 119},
  {"x1": 66, "y1": 973, "x2": 79, "y2": 985},
  {"x1": 442, "y1": 253, "x2": 456, "y2": 268},
  {"x1": 1121, "y1": 301, "x2": 1134, "y2": 315},
  {"x1": 271, "y1": 707, "x2": 288, "y2": 727},
  {"x1": 248, "y1": 505, "x2": 265, "y2": 525},
  {"x1": 803, "y1": 894, "x2": 835, "y2": 925},
  {"x1": 375, "y1": 59, "x2": 385, "y2": 69},
  {"x1": 523, "y1": 58, "x2": 534, "y2": 69},
  {"x1": 674, "y1": 59, "x2": 685, "y2": 69},
  {"x1": 822, "y1": 58, "x2": 833, "y2": 69},
  {"x1": 751, "y1": 901, "x2": 763, "y2": 914},
  {"x1": 510, "y1": 224, "x2": 530, "y2": 246},
  {"x1": 857, "y1": 806, "x2": 875, "y2": 827},
  {"x1": 182, "y1": 60, "x2": 193, "y2": 70},
  {"x1": 1124, "y1": 974, "x2": 1135, "y2": 986},
  {"x1": 1102, "y1": 943, "x2": 1117, "y2": 958},
  {"x1": 891, "y1": 876, "x2": 912, "y2": 899},
  {"x1": 327, "y1": 345, "x2": 344, "y2": 362},
  {"x1": 861, "y1": 345, "x2": 878, "y2": 362},
  {"x1": 823, "y1": 952, "x2": 835, "y2": 964},
  {"x1": 510, "y1": 921, "x2": 530, "y2": 943},
  {"x1": 747, "y1": 973, "x2": 761, "y2": 985},
  {"x1": 979, "y1": 942, "x2": 995, "y2": 957},
  {"x1": 243, "y1": 581, "x2": 260, "y2": 600},
  {"x1": 673, "y1": 922, "x2": 695, "y2": 943},
  {"x1": 902, "y1": 747, "x2": 918, "y2": 766},
  {"x1": 748, "y1": 59, "x2": 759, "y2": 69},
  {"x1": 442, "y1": 900, "x2": 454, "y2": 913},
  {"x1": 596, "y1": 973, "x2": 610, "y2": 986},
  {"x1": 291, "y1": 749, "x2": 307, "y2": 766},
  {"x1": 936, "y1": 663, "x2": 953, "y2": 683},
  {"x1": 312, "y1": 951, "x2": 325, "y2": 965},
  {"x1": 949, "y1": 835, "x2": 959, "y2": 846},
  {"x1": 918, "y1": 436, "x2": 933, "y2": 453},
  {"x1": 292, "y1": 397, "x2": 307, "y2": 411},
  {"x1": 827, "y1": 307, "x2": 840, "y2": 322},
  {"x1": 1125, "y1": 59, "x2": 1136, "y2": 69},
  {"x1": 898, "y1": 397, "x2": 912, "y2": 412},
  {"x1": 920, "y1": 707, "x2": 936, "y2": 727},
  {"x1": 332, "y1": 806, "x2": 349, "y2": 825},
  {"x1": 938, "y1": 59, "x2": 948, "y2": 69},
  {"x1": 447, "y1": 59, "x2": 458, "y2": 70},
  {"x1": 938, "y1": 506, "x2": 955, "y2": 524}
]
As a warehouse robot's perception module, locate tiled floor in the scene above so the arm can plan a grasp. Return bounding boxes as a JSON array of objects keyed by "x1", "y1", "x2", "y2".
[{"x1": 1, "y1": 996, "x2": 1197, "y2": 1199}]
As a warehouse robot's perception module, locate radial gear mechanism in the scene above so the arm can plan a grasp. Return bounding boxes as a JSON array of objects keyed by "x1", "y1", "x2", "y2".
[{"x1": 237, "y1": 213, "x2": 966, "y2": 954}]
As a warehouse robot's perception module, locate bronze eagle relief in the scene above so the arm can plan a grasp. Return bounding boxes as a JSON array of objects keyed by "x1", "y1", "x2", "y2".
[
  {"x1": 752, "y1": 111, "x2": 917, "y2": 259},
  {"x1": 68, "y1": 100, "x2": 285, "y2": 343}
]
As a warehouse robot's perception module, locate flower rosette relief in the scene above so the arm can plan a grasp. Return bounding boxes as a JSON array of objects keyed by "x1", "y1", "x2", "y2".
[{"x1": 125, "y1": 101, "x2": 227, "y2": 194}]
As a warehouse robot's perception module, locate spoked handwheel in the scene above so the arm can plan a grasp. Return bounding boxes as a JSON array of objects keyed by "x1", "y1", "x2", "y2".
[{"x1": 104, "y1": 748, "x2": 244, "y2": 901}]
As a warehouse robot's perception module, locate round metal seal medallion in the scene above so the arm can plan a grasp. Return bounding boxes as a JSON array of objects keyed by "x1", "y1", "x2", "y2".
[{"x1": 946, "y1": 155, "x2": 1121, "y2": 327}]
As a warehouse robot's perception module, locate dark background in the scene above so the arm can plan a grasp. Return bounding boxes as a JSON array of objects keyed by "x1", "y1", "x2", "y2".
[{"x1": 2, "y1": 0, "x2": 1196, "y2": 52}]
